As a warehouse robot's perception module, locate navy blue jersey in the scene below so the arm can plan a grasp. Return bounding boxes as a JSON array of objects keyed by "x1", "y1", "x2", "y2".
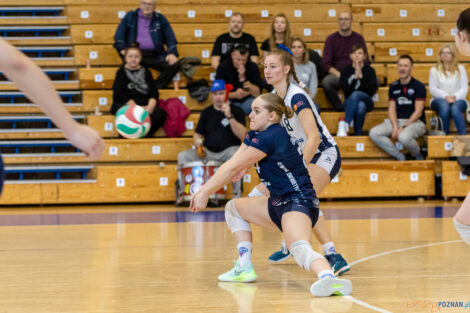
[
  {"x1": 244, "y1": 124, "x2": 316, "y2": 199},
  {"x1": 389, "y1": 77, "x2": 427, "y2": 123}
]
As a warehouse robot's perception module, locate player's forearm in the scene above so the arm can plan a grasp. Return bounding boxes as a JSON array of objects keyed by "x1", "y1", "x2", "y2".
[
  {"x1": 2, "y1": 48, "x2": 79, "y2": 134},
  {"x1": 199, "y1": 159, "x2": 241, "y2": 196}
]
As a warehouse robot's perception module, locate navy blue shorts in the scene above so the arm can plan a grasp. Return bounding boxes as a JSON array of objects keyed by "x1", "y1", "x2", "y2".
[{"x1": 268, "y1": 194, "x2": 319, "y2": 232}]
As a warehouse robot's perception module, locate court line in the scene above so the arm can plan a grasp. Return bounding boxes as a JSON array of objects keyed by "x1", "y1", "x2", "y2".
[
  {"x1": 344, "y1": 296, "x2": 393, "y2": 313},
  {"x1": 348, "y1": 240, "x2": 463, "y2": 267},
  {"x1": 344, "y1": 240, "x2": 463, "y2": 312}
]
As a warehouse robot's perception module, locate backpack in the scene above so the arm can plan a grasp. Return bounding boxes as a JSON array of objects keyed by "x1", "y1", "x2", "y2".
[{"x1": 159, "y1": 97, "x2": 190, "y2": 137}]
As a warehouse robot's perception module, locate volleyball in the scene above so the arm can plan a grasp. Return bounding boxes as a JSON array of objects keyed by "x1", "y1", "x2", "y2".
[{"x1": 114, "y1": 104, "x2": 151, "y2": 139}]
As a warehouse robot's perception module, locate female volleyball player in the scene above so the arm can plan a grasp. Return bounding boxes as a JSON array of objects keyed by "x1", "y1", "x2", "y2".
[
  {"x1": 189, "y1": 93, "x2": 352, "y2": 297},
  {"x1": 0, "y1": 38, "x2": 104, "y2": 193},
  {"x1": 453, "y1": 8, "x2": 470, "y2": 245},
  {"x1": 248, "y1": 49, "x2": 350, "y2": 275}
]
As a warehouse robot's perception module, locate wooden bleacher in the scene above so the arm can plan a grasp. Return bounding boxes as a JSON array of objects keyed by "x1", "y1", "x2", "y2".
[{"x1": 0, "y1": 0, "x2": 468, "y2": 204}]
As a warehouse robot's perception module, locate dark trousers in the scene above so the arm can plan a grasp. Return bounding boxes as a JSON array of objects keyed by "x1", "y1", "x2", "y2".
[
  {"x1": 141, "y1": 50, "x2": 181, "y2": 89},
  {"x1": 321, "y1": 74, "x2": 343, "y2": 111}
]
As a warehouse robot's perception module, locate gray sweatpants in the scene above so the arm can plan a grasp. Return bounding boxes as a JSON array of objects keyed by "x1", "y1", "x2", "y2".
[
  {"x1": 369, "y1": 119, "x2": 426, "y2": 159},
  {"x1": 177, "y1": 145, "x2": 241, "y2": 197}
]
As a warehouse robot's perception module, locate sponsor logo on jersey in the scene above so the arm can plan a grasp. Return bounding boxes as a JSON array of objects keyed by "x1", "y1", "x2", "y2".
[
  {"x1": 397, "y1": 96, "x2": 413, "y2": 106},
  {"x1": 407, "y1": 88, "x2": 415, "y2": 95},
  {"x1": 393, "y1": 89, "x2": 401, "y2": 94}
]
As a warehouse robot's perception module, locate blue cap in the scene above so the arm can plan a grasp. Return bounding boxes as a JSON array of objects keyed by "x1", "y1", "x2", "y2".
[{"x1": 210, "y1": 79, "x2": 225, "y2": 92}]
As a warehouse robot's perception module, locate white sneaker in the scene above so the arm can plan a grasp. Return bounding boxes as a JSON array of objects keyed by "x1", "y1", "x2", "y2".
[
  {"x1": 310, "y1": 277, "x2": 353, "y2": 297},
  {"x1": 336, "y1": 120, "x2": 348, "y2": 137}
]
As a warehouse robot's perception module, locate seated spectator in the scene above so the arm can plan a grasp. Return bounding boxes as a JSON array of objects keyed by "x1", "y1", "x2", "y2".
[
  {"x1": 291, "y1": 38, "x2": 318, "y2": 100},
  {"x1": 261, "y1": 13, "x2": 293, "y2": 59},
  {"x1": 177, "y1": 80, "x2": 246, "y2": 198},
  {"x1": 369, "y1": 55, "x2": 426, "y2": 160},
  {"x1": 322, "y1": 11, "x2": 369, "y2": 111},
  {"x1": 211, "y1": 12, "x2": 259, "y2": 70},
  {"x1": 429, "y1": 43, "x2": 468, "y2": 135},
  {"x1": 338, "y1": 44, "x2": 378, "y2": 136},
  {"x1": 111, "y1": 46, "x2": 166, "y2": 137},
  {"x1": 215, "y1": 46, "x2": 262, "y2": 114},
  {"x1": 113, "y1": 0, "x2": 180, "y2": 89}
]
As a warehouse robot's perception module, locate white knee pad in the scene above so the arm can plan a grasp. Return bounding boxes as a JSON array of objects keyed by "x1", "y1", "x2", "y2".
[
  {"x1": 225, "y1": 200, "x2": 251, "y2": 233},
  {"x1": 289, "y1": 240, "x2": 323, "y2": 271},
  {"x1": 248, "y1": 186, "x2": 266, "y2": 197},
  {"x1": 454, "y1": 218, "x2": 470, "y2": 245}
]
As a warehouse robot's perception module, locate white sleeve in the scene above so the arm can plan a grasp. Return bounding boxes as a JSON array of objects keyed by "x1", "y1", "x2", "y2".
[
  {"x1": 455, "y1": 64, "x2": 469, "y2": 100},
  {"x1": 428, "y1": 67, "x2": 447, "y2": 99}
]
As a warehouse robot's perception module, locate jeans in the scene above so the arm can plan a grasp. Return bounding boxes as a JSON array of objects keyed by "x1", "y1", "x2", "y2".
[
  {"x1": 369, "y1": 119, "x2": 426, "y2": 160},
  {"x1": 430, "y1": 98, "x2": 468, "y2": 135},
  {"x1": 321, "y1": 74, "x2": 343, "y2": 111},
  {"x1": 344, "y1": 91, "x2": 374, "y2": 136},
  {"x1": 231, "y1": 96, "x2": 255, "y2": 115}
]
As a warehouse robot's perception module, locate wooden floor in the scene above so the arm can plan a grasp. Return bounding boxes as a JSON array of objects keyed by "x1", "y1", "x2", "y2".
[{"x1": 0, "y1": 200, "x2": 467, "y2": 313}]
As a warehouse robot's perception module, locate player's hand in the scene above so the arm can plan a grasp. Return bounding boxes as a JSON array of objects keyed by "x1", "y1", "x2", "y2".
[
  {"x1": 391, "y1": 127, "x2": 399, "y2": 140},
  {"x1": 64, "y1": 124, "x2": 105, "y2": 161},
  {"x1": 232, "y1": 168, "x2": 248, "y2": 182},
  {"x1": 189, "y1": 190, "x2": 209, "y2": 213}
]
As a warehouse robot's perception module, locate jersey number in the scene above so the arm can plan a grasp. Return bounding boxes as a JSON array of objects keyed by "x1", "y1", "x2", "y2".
[{"x1": 283, "y1": 117, "x2": 293, "y2": 131}]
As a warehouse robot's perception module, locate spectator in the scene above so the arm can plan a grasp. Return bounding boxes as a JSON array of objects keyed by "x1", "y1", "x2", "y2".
[
  {"x1": 261, "y1": 13, "x2": 293, "y2": 58},
  {"x1": 177, "y1": 79, "x2": 246, "y2": 198},
  {"x1": 291, "y1": 37, "x2": 318, "y2": 100},
  {"x1": 338, "y1": 43, "x2": 378, "y2": 136},
  {"x1": 211, "y1": 12, "x2": 259, "y2": 70},
  {"x1": 111, "y1": 46, "x2": 166, "y2": 137},
  {"x1": 113, "y1": 0, "x2": 180, "y2": 89},
  {"x1": 215, "y1": 46, "x2": 262, "y2": 115},
  {"x1": 429, "y1": 43, "x2": 468, "y2": 135},
  {"x1": 369, "y1": 55, "x2": 426, "y2": 160},
  {"x1": 322, "y1": 11, "x2": 369, "y2": 111}
]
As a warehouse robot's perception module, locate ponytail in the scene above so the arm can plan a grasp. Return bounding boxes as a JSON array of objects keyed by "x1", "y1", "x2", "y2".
[{"x1": 258, "y1": 93, "x2": 294, "y2": 120}]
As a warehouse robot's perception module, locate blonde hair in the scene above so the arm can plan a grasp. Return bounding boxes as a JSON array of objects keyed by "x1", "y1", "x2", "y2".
[
  {"x1": 269, "y1": 13, "x2": 292, "y2": 51},
  {"x1": 291, "y1": 37, "x2": 309, "y2": 64},
  {"x1": 436, "y1": 43, "x2": 460, "y2": 77},
  {"x1": 259, "y1": 93, "x2": 294, "y2": 119}
]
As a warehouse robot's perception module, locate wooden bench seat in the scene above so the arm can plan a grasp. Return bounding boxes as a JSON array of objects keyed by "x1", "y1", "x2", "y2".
[
  {"x1": 320, "y1": 160, "x2": 435, "y2": 198},
  {"x1": 66, "y1": 4, "x2": 349, "y2": 24},
  {"x1": 442, "y1": 161, "x2": 470, "y2": 198},
  {"x1": 70, "y1": 22, "x2": 360, "y2": 45},
  {"x1": 0, "y1": 138, "x2": 193, "y2": 164},
  {"x1": 374, "y1": 42, "x2": 470, "y2": 63},
  {"x1": 351, "y1": 4, "x2": 465, "y2": 23},
  {"x1": 363, "y1": 23, "x2": 456, "y2": 42}
]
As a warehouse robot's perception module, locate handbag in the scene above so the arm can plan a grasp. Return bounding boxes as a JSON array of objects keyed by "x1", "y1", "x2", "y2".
[{"x1": 428, "y1": 116, "x2": 446, "y2": 136}]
